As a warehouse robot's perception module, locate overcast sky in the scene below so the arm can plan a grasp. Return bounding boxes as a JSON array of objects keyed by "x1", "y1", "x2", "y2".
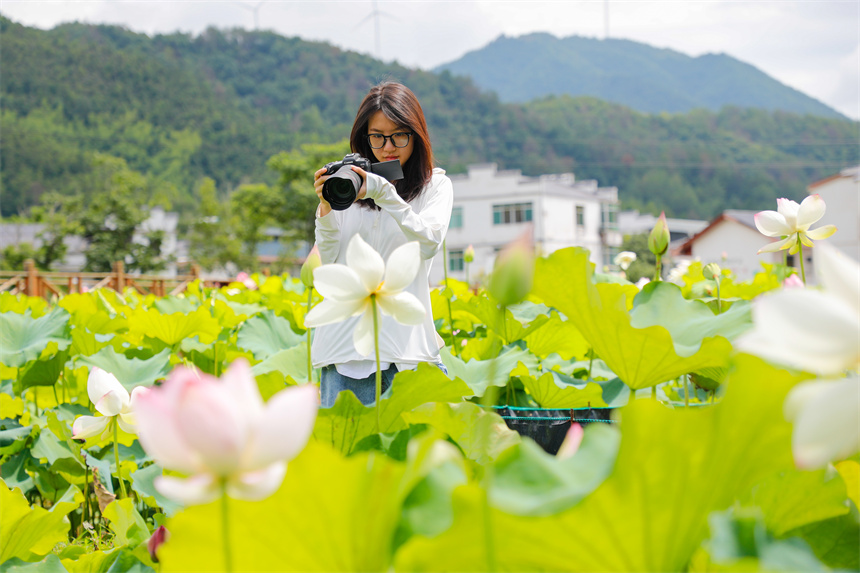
[{"x1": 2, "y1": 0, "x2": 858, "y2": 119}]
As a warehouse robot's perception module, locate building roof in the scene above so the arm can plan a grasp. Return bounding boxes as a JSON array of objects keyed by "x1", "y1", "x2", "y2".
[
  {"x1": 673, "y1": 210, "x2": 758, "y2": 256},
  {"x1": 808, "y1": 165, "x2": 860, "y2": 189}
]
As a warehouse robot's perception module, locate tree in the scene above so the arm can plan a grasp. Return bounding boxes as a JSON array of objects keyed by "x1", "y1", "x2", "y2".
[
  {"x1": 620, "y1": 233, "x2": 657, "y2": 283},
  {"x1": 188, "y1": 177, "x2": 244, "y2": 273}
]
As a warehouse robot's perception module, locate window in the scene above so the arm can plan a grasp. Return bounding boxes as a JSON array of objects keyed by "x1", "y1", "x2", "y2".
[
  {"x1": 449, "y1": 249, "x2": 464, "y2": 272},
  {"x1": 492, "y1": 202, "x2": 533, "y2": 225},
  {"x1": 576, "y1": 205, "x2": 585, "y2": 227},
  {"x1": 601, "y1": 204, "x2": 618, "y2": 229},
  {"x1": 450, "y1": 206, "x2": 463, "y2": 229}
]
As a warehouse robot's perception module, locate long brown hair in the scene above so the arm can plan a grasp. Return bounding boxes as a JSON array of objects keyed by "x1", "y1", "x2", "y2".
[{"x1": 350, "y1": 82, "x2": 434, "y2": 209}]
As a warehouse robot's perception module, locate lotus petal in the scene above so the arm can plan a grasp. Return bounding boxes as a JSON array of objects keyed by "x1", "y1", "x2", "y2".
[
  {"x1": 352, "y1": 306, "x2": 378, "y2": 357},
  {"x1": 754, "y1": 210, "x2": 791, "y2": 238},
  {"x1": 757, "y1": 235, "x2": 795, "y2": 254},
  {"x1": 221, "y1": 359, "x2": 264, "y2": 421},
  {"x1": 117, "y1": 411, "x2": 137, "y2": 434},
  {"x1": 227, "y1": 463, "x2": 287, "y2": 501},
  {"x1": 72, "y1": 415, "x2": 111, "y2": 439},
  {"x1": 304, "y1": 298, "x2": 367, "y2": 328},
  {"x1": 244, "y1": 384, "x2": 318, "y2": 470},
  {"x1": 346, "y1": 234, "x2": 385, "y2": 294},
  {"x1": 377, "y1": 291, "x2": 426, "y2": 325},
  {"x1": 155, "y1": 474, "x2": 220, "y2": 506},
  {"x1": 313, "y1": 265, "x2": 366, "y2": 301},
  {"x1": 785, "y1": 377, "x2": 860, "y2": 469},
  {"x1": 806, "y1": 224, "x2": 837, "y2": 241},
  {"x1": 88, "y1": 368, "x2": 129, "y2": 410},
  {"x1": 381, "y1": 241, "x2": 421, "y2": 293},
  {"x1": 95, "y1": 390, "x2": 125, "y2": 417},
  {"x1": 777, "y1": 198, "x2": 800, "y2": 229},
  {"x1": 176, "y1": 379, "x2": 247, "y2": 475},
  {"x1": 816, "y1": 243, "x2": 860, "y2": 316},
  {"x1": 133, "y1": 375, "x2": 201, "y2": 474},
  {"x1": 796, "y1": 194, "x2": 826, "y2": 230}
]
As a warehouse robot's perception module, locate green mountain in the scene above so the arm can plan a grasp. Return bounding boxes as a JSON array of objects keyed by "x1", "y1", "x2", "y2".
[
  {"x1": 436, "y1": 33, "x2": 845, "y2": 119},
  {"x1": 1, "y1": 16, "x2": 857, "y2": 222}
]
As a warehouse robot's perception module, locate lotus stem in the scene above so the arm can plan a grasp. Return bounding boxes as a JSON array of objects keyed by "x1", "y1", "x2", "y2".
[
  {"x1": 651, "y1": 385, "x2": 656, "y2": 401},
  {"x1": 797, "y1": 239, "x2": 807, "y2": 285},
  {"x1": 654, "y1": 255, "x2": 662, "y2": 282},
  {"x1": 113, "y1": 420, "x2": 127, "y2": 499},
  {"x1": 587, "y1": 350, "x2": 594, "y2": 380},
  {"x1": 442, "y1": 239, "x2": 458, "y2": 355},
  {"x1": 221, "y1": 482, "x2": 234, "y2": 573},
  {"x1": 684, "y1": 375, "x2": 689, "y2": 408},
  {"x1": 372, "y1": 295, "x2": 382, "y2": 434},
  {"x1": 306, "y1": 287, "x2": 314, "y2": 384}
]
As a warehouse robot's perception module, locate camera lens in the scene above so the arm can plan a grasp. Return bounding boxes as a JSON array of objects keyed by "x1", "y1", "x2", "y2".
[{"x1": 322, "y1": 166, "x2": 362, "y2": 210}]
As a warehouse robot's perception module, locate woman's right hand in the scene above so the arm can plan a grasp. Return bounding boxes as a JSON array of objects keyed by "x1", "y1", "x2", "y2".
[{"x1": 314, "y1": 168, "x2": 332, "y2": 217}]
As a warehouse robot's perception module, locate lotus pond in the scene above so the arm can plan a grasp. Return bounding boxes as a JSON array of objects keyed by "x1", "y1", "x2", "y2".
[{"x1": 1, "y1": 247, "x2": 858, "y2": 572}]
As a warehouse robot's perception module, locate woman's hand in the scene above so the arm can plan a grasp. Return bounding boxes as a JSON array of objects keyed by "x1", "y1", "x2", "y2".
[
  {"x1": 351, "y1": 166, "x2": 368, "y2": 201},
  {"x1": 313, "y1": 167, "x2": 332, "y2": 217}
]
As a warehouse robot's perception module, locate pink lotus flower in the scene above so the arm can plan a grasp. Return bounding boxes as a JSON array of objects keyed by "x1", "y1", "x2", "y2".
[
  {"x1": 235, "y1": 272, "x2": 257, "y2": 290},
  {"x1": 132, "y1": 359, "x2": 318, "y2": 504}
]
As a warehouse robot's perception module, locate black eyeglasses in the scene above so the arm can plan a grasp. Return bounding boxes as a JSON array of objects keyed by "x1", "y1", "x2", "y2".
[{"x1": 367, "y1": 132, "x2": 414, "y2": 149}]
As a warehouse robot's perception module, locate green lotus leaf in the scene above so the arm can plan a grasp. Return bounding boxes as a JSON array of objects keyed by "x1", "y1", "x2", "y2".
[
  {"x1": 793, "y1": 512, "x2": 860, "y2": 571},
  {"x1": 236, "y1": 310, "x2": 303, "y2": 360},
  {"x1": 313, "y1": 363, "x2": 471, "y2": 454},
  {"x1": 69, "y1": 327, "x2": 108, "y2": 357},
  {"x1": 17, "y1": 350, "x2": 70, "y2": 393},
  {"x1": 0, "y1": 309, "x2": 70, "y2": 369},
  {"x1": 441, "y1": 346, "x2": 539, "y2": 398},
  {"x1": 153, "y1": 296, "x2": 198, "y2": 315},
  {"x1": 1, "y1": 452, "x2": 34, "y2": 494},
  {"x1": 490, "y1": 423, "x2": 620, "y2": 516},
  {"x1": 77, "y1": 347, "x2": 172, "y2": 391},
  {"x1": 0, "y1": 293, "x2": 49, "y2": 317},
  {"x1": 395, "y1": 355, "x2": 799, "y2": 571},
  {"x1": 103, "y1": 498, "x2": 150, "y2": 548},
  {"x1": 402, "y1": 402, "x2": 521, "y2": 464},
  {"x1": 160, "y1": 441, "x2": 409, "y2": 572},
  {"x1": 746, "y1": 468, "x2": 850, "y2": 536},
  {"x1": 518, "y1": 371, "x2": 606, "y2": 408},
  {"x1": 127, "y1": 306, "x2": 221, "y2": 348},
  {"x1": 534, "y1": 248, "x2": 737, "y2": 389},
  {"x1": 0, "y1": 479, "x2": 83, "y2": 563},
  {"x1": 251, "y1": 344, "x2": 309, "y2": 382},
  {"x1": 452, "y1": 296, "x2": 526, "y2": 343},
  {"x1": 523, "y1": 312, "x2": 590, "y2": 360}
]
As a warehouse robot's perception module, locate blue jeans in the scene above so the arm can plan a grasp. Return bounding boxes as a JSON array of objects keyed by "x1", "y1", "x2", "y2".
[{"x1": 320, "y1": 363, "x2": 448, "y2": 408}]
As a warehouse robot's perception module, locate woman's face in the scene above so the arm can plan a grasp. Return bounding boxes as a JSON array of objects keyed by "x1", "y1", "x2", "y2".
[{"x1": 367, "y1": 110, "x2": 414, "y2": 166}]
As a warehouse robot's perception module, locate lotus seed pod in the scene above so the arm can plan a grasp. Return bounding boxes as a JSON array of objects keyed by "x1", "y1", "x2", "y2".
[{"x1": 648, "y1": 212, "x2": 670, "y2": 256}]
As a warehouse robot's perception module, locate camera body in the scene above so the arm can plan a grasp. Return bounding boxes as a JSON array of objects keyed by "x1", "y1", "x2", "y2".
[{"x1": 322, "y1": 154, "x2": 404, "y2": 211}]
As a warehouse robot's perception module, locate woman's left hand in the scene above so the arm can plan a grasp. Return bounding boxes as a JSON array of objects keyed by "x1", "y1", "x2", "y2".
[{"x1": 351, "y1": 166, "x2": 368, "y2": 201}]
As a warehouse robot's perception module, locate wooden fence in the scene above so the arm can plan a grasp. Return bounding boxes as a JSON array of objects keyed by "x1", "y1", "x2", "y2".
[{"x1": 0, "y1": 260, "x2": 207, "y2": 299}]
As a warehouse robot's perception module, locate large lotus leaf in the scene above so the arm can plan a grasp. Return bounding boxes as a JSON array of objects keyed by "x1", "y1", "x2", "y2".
[
  {"x1": 236, "y1": 310, "x2": 303, "y2": 360},
  {"x1": 18, "y1": 350, "x2": 70, "y2": 391},
  {"x1": 630, "y1": 281, "x2": 753, "y2": 356},
  {"x1": 490, "y1": 423, "x2": 620, "y2": 516},
  {"x1": 103, "y1": 498, "x2": 150, "y2": 547},
  {"x1": 452, "y1": 297, "x2": 526, "y2": 343},
  {"x1": 1, "y1": 452, "x2": 34, "y2": 494},
  {"x1": 77, "y1": 347, "x2": 172, "y2": 391},
  {"x1": 69, "y1": 327, "x2": 109, "y2": 357},
  {"x1": 518, "y1": 370, "x2": 606, "y2": 408},
  {"x1": 524, "y1": 312, "x2": 590, "y2": 360},
  {"x1": 313, "y1": 363, "x2": 472, "y2": 454},
  {"x1": 836, "y1": 460, "x2": 859, "y2": 508},
  {"x1": 401, "y1": 402, "x2": 521, "y2": 464},
  {"x1": 210, "y1": 298, "x2": 262, "y2": 329},
  {"x1": 746, "y1": 467, "x2": 849, "y2": 536},
  {"x1": 160, "y1": 441, "x2": 410, "y2": 572},
  {"x1": 0, "y1": 479, "x2": 83, "y2": 562},
  {"x1": 441, "y1": 346, "x2": 539, "y2": 398},
  {"x1": 0, "y1": 309, "x2": 70, "y2": 369},
  {"x1": 127, "y1": 306, "x2": 221, "y2": 348},
  {"x1": 251, "y1": 344, "x2": 309, "y2": 382},
  {"x1": 534, "y1": 248, "x2": 735, "y2": 389},
  {"x1": 152, "y1": 296, "x2": 198, "y2": 315},
  {"x1": 793, "y1": 512, "x2": 860, "y2": 571},
  {"x1": 395, "y1": 355, "x2": 799, "y2": 572}
]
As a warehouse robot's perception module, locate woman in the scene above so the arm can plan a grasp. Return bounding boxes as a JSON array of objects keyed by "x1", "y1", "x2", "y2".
[{"x1": 311, "y1": 81, "x2": 453, "y2": 408}]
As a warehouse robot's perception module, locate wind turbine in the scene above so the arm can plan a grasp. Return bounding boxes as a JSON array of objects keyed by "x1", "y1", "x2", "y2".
[
  {"x1": 235, "y1": 1, "x2": 265, "y2": 30},
  {"x1": 355, "y1": 0, "x2": 397, "y2": 60}
]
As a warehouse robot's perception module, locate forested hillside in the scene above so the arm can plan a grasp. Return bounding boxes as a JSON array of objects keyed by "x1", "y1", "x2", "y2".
[
  {"x1": 1, "y1": 16, "x2": 857, "y2": 221},
  {"x1": 436, "y1": 33, "x2": 845, "y2": 118}
]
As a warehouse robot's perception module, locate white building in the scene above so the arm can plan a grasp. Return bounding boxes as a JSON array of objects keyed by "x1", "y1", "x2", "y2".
[
  {"x1": 431, "y1": 163, "x2": 622, "y2": 285},
  {"x1": 808, "y1": 165, "x2": 860, "y2": 262}
]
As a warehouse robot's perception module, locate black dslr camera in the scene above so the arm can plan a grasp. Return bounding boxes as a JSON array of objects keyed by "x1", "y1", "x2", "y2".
[{"x1": 322, "y1": 154, "x2": 404, "y2": 211}]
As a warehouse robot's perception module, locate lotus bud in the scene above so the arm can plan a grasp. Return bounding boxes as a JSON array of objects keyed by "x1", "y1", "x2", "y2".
[
  {"x1": 702, "y1": 262, "x2": 721, "y2": 280},
  {"x1": 301, "y1": 245, "x2": 321, "y2": 288},
  {"x1": 648, "y1": 212, "x2": 670, "y2": 256},
  {"x1": 488, "y1": 230, "x2": 534, "y2": 307},
  {"x1": 464, "y1": 244, "x2": 475, "y2": 263},
  {"x1": 147, "y1": 525, "x2": 169, "y2": 563}
]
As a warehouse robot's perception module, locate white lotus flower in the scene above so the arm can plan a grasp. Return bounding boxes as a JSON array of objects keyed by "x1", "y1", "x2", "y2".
[
  {"x1": 784, "y1": 376, "x2": 860, "y2": 469},
  {"x1": 614, "y1": 251, "x2": 637, "y2": 271},
  {"x1": 73, "y1": 368, "x2": 143, "y2": 439},
  {"x1": 737, "y1": 243, "x2": 860, "y2": 374},
  {"x1": 303, "y1": 234, "x2": 426, "y2": 355},
  {"x1": 755, "y1": 194, "x2": 837, "y2": 254},
  {"x1": 132, "y1": 359, "x2": 318, "y2": 504}
]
